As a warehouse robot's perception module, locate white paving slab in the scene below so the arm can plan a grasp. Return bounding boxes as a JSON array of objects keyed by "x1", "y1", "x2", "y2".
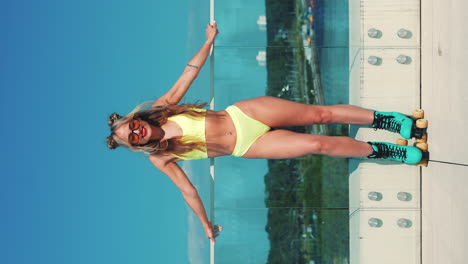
[
  {"x1": 421, "y1": 0, "x2": 468, "y2": 263},
  {"x1": 422, "y1": 164, "x2": 468, "y2": 264}
]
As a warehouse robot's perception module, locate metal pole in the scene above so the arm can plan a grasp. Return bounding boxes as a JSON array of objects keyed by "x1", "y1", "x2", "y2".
[{"x1": 209, "y1": 1, "x2": 216, "y2": 263}]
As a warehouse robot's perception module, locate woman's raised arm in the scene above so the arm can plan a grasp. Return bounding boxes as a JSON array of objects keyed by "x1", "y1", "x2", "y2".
[
  {"x1": 149, "y1": 155, "x2": 220, "y2": 243},
  {"x1": 153, "y1": 22, "x2": 219, "y2": 107}
]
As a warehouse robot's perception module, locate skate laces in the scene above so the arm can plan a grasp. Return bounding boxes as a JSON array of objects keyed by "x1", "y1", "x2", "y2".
[
  {"x1": 372, "y1": 113, "x2": 402, "y2": 132},
  {"x1": 370, "y1": 143, "x2": 407, "y2": 160}
]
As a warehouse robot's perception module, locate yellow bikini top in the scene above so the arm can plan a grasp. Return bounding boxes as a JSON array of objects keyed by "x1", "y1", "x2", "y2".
[{"x1": 167, "y1": 108, "x2": 208, "y2": 160}]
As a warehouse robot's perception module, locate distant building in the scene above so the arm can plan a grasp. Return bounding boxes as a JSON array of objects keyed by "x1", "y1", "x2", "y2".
[
  {"x1": 257, "y1": 15, "x2": 267, "y2": 31},
  {"x1": 256, "y1": 51, "x2": 266, "y2": 66}
]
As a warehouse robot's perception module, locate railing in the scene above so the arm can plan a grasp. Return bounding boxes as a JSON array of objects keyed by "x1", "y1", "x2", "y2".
[{"x1": 209, "y1": 0, "x2": 216, "y2": 263}]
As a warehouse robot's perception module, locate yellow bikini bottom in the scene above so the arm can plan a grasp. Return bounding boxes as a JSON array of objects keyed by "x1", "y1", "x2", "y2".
[{"x1": 225, "y1": 105, "x2": 271, "y2": 157}]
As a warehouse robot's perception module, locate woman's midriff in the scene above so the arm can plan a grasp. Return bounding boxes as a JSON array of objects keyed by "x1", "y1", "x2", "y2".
[{"x1": 205, "y1": 110, "x2": 236, "y2": 157}]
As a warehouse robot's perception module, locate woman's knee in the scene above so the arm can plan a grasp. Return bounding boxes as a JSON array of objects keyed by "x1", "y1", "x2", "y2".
[
  {"x1": 305, "y1": 136, "x2": 324, "y2": 154},
  {"x1": 321, "y1": 109, "x2": 333, "y2": 123},
  {"x1": 305, "y1": 136, "x2": 335, "y2": 155},
  {"x1": 311, "y1": 107, "x2": 333, "y2": 124}
]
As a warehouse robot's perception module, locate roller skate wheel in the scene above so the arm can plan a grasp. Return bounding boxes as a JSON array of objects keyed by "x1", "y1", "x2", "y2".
[
  {"x1": 415, "y1": 142, "x2": 428, "y2": 151},
  {"x1": 415, "y1": 134, "x2": 427, "y2": 143},
  {"x1": 416, "y1": 119, "x2": 428, "y2": 129},
  {"x1": 417, "y1": 160, "x2": 429, "y2": 167},
  {"x1": 412, "y1": 109, "x2": 424, "y2": 118},
  {"x1": 396, "y1": 138, "x2": 408, "y2": 145}
]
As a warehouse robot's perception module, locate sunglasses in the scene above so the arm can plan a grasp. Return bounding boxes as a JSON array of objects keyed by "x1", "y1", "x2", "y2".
[{"x1": 128, "y1": 118, "x2": 142, "y2": 145}]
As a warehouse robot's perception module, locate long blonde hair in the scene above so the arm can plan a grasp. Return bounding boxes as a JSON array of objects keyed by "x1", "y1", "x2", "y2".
[{"x1": 107, "y1": 102, "x2": 208, "y2": 157}]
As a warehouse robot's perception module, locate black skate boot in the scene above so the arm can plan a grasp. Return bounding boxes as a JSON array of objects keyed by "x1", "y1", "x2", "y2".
[{"x1": 367, "y1": 142, "x2": 428, "y2": 165}]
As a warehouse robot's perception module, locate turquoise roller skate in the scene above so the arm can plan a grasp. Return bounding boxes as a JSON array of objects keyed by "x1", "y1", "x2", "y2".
[
  {"x1": 372, "y1": 110, "x2": 428, "y2": 140},
  {"x1": 367, "y1": 142, "x2": 429, "y2": 165}
]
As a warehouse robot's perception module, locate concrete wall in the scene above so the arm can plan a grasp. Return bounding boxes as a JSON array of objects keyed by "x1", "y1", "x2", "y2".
[{"x1": 349, "y1": 0, "x2": 422, "y2": 263}]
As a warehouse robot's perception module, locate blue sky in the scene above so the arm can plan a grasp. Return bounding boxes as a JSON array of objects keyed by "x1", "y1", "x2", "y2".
[{"x1": 1, "y1": 0, "x2": 212, "y2": 263}]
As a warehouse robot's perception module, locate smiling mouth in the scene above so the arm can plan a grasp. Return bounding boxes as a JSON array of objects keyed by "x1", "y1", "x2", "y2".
[{"x1": 141, "y1": 127, "x2": 147, "y2": 138}]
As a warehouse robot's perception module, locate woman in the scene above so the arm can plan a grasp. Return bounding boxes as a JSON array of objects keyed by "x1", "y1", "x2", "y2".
[{"x1": 106, "y1": 22, "x2": 426, "y2": 242}]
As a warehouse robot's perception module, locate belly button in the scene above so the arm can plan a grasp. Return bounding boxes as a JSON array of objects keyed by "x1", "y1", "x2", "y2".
[{"x1": 226, "y1": 132, "x2": 232, "y2": 136}]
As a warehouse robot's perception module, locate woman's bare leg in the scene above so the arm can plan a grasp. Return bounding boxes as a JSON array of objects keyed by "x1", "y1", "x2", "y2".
[
  {"x1": 242, "y1": 130, "x2": 374, "y2": 159},
  {"x1": 234, "y1": 96, "x2": 374, "y2": 128}
]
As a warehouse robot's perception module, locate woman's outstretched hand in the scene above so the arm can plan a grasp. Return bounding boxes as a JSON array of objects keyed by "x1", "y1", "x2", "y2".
[
  {"x1": 206, "y1": 21, "x2": 219, "y2": 42},
  {"x1": 204, "y1": 221, "x2": 223, "y2": 243}
]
